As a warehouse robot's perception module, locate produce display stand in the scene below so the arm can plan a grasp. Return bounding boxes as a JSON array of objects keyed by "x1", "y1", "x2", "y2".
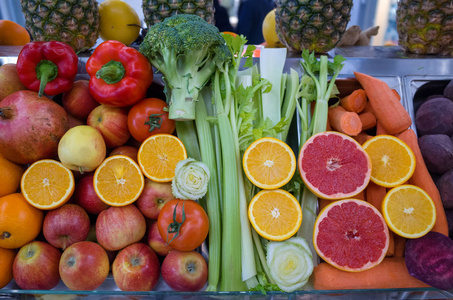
[{"x1": 1, "y1": 45, "x2": 453, "y2": 299}]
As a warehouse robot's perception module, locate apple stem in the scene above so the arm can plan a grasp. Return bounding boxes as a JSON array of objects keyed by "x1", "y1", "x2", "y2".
[{"x1": 165, "y1": 201, "x2": 186, "y2": 246}]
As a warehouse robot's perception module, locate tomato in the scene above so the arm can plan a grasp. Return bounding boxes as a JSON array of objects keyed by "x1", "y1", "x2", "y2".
[
  {"x1": 98, "y1": 0, "x2": 141, "y2": 46},
  {"x1": 157, "y1": 199, "x2": 209, "y2": 252},
  {"x1": 127, "y1": 97, "x2": 176, "y2": 142}
]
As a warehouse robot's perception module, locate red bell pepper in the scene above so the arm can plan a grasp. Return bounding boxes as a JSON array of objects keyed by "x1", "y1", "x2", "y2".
[
  {"x1": 16, "y1": 41, "x2": 78, "y2": 97},
  {"x1": 86, "y1": 40, "x2": 154, "y2": 107}
]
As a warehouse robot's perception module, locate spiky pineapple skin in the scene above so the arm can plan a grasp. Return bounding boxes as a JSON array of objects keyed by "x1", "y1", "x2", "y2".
[
  {"x1": 275, "y1": 0, "x2": 353, "y2": 53},
  {"x1": 142, "y1": 0, "x2": 215, "y2": 28},
  {"x1": 396, "y1": 0, "x2": 453, "y2": 56},
  {"x1": 20, "y1": 0, "x2": 100, "y2": 52}
]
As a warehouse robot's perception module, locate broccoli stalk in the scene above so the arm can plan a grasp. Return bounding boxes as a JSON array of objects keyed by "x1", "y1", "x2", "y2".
[{"x1": 139, "y1": 14, "x2": 232, "y2": 121}]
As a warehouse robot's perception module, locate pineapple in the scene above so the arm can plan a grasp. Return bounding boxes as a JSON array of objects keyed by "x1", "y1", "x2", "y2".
[
  {"x1": 275, "y1": 0, "x2": 353, "y2": 53},
  {"x1": 20, "y1": 0, "x2": 100, "y2": 52},
  {"x1": 142, "y1": 0, "x2": 215, "y2": 28},
  {"x1": 396, "y1": 0, "x2": 453, "y2": 56}
]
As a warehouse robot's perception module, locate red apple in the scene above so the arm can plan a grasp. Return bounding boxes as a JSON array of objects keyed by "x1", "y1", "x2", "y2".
[
  {"x1": 73, "y1": 173, "x2": 109, "y2": 215},
  {"x1": 67, "y1": 114, "x2": 85, "y2": 129},
  {"x1": 112, "y1": 243, "x2": 160, "y2": 291},
  {"x1": 147, "y1": 220, "x2": 172, "y2": 256},
  {"x1": 59, "y1": 241, "x2": 109, "y2": 291},
  {"x1": 43, "y1": 203, "x2": 91, "y2": 250},
  {"x1": 136, "y1": 179, "x2": 174, "y2": 219},
  {"x1": 13, "y1": 241, "x2": 61, "y2": 290},
  {"x1": 109, "y1": 145, "x2": 139, "y2": 163},
  {"x1": 96, "y1": 204, "x2": 146, "y2": 251},
  {"x1": 161, "y1": 250, "x2": 208, "y2": 291},
  {"x1": 62, "y1": 80, "x2": 99, "y2": 121},
  {"x1": 87, "y1": 104, "x2": 130, "y2": 148}
]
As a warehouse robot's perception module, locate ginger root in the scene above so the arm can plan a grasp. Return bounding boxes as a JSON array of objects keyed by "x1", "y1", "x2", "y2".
[{"x1": 337, "y1": 25, "x2": 380, "y2": 47}]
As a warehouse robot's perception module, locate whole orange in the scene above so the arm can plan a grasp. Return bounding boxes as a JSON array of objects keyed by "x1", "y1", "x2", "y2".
[
  {"x1": 0, "y1": 153, "x2": 24, "y2": 197},
  {"x1": 0, "y1": 247, "x2": 16, "y2": 288},
  {"x1": 0, "y1": 193, "x2": 44, "y2": 249},
  {"x1": 0, "y1": 20, "x2": 30, "y2": 46}
]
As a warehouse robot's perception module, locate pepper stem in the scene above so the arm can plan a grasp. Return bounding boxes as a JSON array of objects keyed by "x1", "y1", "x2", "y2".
[
  {"x1": 36, "y1": 60, "x2": 58, "y2": 97},
  {"x1": 96, "y1": 60, "x2": 126, "y2": 84}
]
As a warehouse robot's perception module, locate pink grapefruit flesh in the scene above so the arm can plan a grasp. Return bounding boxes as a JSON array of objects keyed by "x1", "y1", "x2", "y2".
[
  {"x1": 298, "y1": 131, "x2": 371, "y2": 200},
  {"x1": 314, "y1": 199, "x2": 390, "y2": 272}
]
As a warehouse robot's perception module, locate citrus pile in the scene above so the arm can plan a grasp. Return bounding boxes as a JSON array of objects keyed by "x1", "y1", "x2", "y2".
[
  {"x1": 313, "y1": 199, "x2": 390, "y2": 272},
  {"x1": 243, "y1": 137, "x2": 296, "y2": 190},
  {"x1": 138, "y1": 134, "x2": 188, "y2": 183},
  {"x1": 248, "y1": 189, "x2": 302, "y2": 241},
  {"x1": 298, "y1": 131, "x2": 372, "y2": 200},
  {"x1": 362, "y1": 135, "x2": 416, "y2": 188}
]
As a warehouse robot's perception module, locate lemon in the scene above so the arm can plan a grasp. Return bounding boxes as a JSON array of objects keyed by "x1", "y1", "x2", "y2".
[
  {"x1": 262, "y1": 9, "x2": 283, "y2": 48},
  {"x1": 99, "y1": 0, "x2": 141, "y2": 46}
]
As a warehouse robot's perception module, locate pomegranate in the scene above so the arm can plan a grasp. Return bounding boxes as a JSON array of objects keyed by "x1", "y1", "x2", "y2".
[{"x1": 0, "y1": 90, "x2": 69, "y2": 164}]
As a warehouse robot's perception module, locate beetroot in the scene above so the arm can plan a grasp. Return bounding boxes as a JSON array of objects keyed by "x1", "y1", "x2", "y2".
[
  {"x1": 418, "y1": 134, "x2": 453, "y2": 174},
  {"x1": 446, "y1": 210, "x2": 453, "y2": 239},
  {"x1": 405, "y1": 231, "x2": 453, "y2": 290},
  {"x1": 415, "y1": 96, "x2": 453, "y2": 136},
  {"x1": 436, "y1": 170, "x2": 453, "y2": 209},
  {"x1": 444, "y1": 80, "x2": 453, "y2": 101},
  {"x1": 0, "y1": 90, "x2": 69, "y2": 164}
]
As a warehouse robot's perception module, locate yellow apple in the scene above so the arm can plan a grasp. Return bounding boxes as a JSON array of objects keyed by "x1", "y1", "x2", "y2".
[{"x1": 58, "y1": 125, "x2": 106, "y2": 173}]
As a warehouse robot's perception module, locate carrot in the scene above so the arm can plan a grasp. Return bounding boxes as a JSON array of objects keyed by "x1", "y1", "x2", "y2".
[
  {"x1": 354, "y1": 190, "x2": 365, "y2": 201},
  {"x1": 340, "y1": 89, "x2": 367, "y2": 113},
  {"x1": 362, "y1": 101, "x2": 374, "y2": 114},
  {"x1": 318, "y1": 198, "x2": 335, "y2": 212},
  {"x1": 365, "y1": 181, "x2": 387, "y2": 212},
  {"x1": 375, "y1": 120, "x2": 389, "y2": 135},
  {"x1": 358, "y1": 111, "x2": 376, "y2": 131},
  {"x1": 365, "y1": 181, "x2": 394, "y2": 256},
  {"x1": 393, "y1": 234, "x2": 406, "y2": 258},
  {"x1": 328, "y1": 105, "x2": 362, "y2": 136},
  {"x1": 313, "y1": 257, "x2": 430, "y2": 290},
  {"x1": 354, "y1": 72, "x2": 411, "y2": 135},
  {"x1": 392, "y1": 89, "x2": 401, "y2": 101},
  {"x1": 353, "y1": 132, "x2": 372, "y2": 145},
  {"x1": 397, "y1": 129, "x2": 449, "y2": 236}
]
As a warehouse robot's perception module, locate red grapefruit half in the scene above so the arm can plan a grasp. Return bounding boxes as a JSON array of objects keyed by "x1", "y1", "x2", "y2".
[
  {"x1": 298, "y1": 131, "x2": 371, "y2": 200},
  {"x1": 313, "y1": 199, "x2": 390, "y2": 272}
]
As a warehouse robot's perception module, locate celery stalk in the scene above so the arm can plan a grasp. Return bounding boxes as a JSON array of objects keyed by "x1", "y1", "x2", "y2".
[
  {"x1": 195, "y1": 89, "x2": 221, "y2": 291},
  {"x1": 214, "y1": 71, "x2": 245, "y2": 292},
  {"x1": 296, "y1": 50, "x2": 346, "y2": 267},
  {"x1": 174, "y1": 121, "x2": 201, "y2": 161}
]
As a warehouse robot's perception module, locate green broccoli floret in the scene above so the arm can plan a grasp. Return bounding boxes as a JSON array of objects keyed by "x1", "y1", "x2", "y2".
[{"x1": 139, "y1": 14, "x2": 232, "y2": 120}]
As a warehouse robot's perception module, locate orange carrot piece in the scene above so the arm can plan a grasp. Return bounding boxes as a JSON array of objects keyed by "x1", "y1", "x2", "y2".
[
  {"x1": 397, "y1": 129, "x2": 449, "y2": 236},
  {"x1": 328, "y1": 105, "x2": 362, "y2": 136},
  {"x1": 362, "y1": 101, "x2": 374, "y2": 114},
  {"x1": 353, "y1": 132, "x2": 372, "y2": 145},
  {"x1": 354, "y1": 72, "x2": 411, "y2": 135},
  {"x1": 386, "y1": 231, "x2": 395, "y2": 257},
  {"x1": 354, "y1": 190, "x2": 365, "y2": 201},
  {"x1": 358, "y1": 111, "x2": 377, "y2": 131},
  {"x1": 376, "y1": 120, "x2": 389, "y2": 135},
  {"x1": 365, "y1": 181, "x2": 387, "y2": 213},
  {"x1": 392, "y1": 89, "x2": 401, "y2": 101},
  {"x1": 365, "y1": 181, "x2": 394, "y2": 256},
  {"x1": 313, "y1": 258, "x2": 430, "y2": 290},
  {"x1": 318, "y1": 198, "x2": 335, "y2": 212},
  {"x1": 393, "y1": 234, "x2": 406, "y2": 258},
  {"x1": 340, "y1": 89, "x2": 368, "y2": 113}
]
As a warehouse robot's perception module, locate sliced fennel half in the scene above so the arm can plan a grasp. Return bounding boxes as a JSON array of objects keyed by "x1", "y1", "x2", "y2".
[{"x1": 266, "y1": 236, "x2": 314, "y2": 292}]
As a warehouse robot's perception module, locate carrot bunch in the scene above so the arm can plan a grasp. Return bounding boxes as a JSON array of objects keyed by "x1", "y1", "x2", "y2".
[{"x1": 314, "y1": 72, "x2": 449, "y2": 290}]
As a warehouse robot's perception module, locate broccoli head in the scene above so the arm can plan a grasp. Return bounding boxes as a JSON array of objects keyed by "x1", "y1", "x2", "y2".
[{"x1": 139, "y1": 14, "x2": 232, "y2": 120}]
